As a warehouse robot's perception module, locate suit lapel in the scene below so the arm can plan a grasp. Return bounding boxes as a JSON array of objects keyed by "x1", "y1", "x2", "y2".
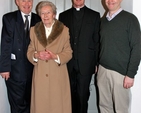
[
  {"x1": 30, "y1": 13, "x2": 35, "y2": 27},
  {"x1": 16, "y1": 11, "x2": 24, "y2": 39}
]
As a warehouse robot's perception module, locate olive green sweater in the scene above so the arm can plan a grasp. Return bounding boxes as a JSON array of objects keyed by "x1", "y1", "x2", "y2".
[{"x1": 99, "y1": 10, "x2": 141, "y2": 78}]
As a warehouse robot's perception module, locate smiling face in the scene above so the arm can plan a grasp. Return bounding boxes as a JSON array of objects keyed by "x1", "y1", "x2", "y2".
[
  {"x1": 16, "y1": 0, "x2": 33, "y2": 14},
  {"x1": 72, "y1": 0, "x2": 85, "y2": 8},
  {"x1": 40, "y1": 5, "x2": 56, "y2": 27},
  {"x1": 105, "y1": 0, "x2": 122, "y2": 14}
]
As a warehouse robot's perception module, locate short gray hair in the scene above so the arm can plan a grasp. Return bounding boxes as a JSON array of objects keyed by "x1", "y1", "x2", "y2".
[{"x1": 36, "y1": 1, "x2": 57, "y2": 15}]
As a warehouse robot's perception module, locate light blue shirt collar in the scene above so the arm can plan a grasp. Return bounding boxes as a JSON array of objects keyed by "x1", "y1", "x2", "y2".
[{"x1": 106, "y1": 8, "x2": 123, "y2": 21}]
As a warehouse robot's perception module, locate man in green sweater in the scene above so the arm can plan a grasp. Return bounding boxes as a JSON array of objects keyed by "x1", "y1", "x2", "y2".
[{"x1": 97, "y1": 0, "x2": 141, "y2": 113}]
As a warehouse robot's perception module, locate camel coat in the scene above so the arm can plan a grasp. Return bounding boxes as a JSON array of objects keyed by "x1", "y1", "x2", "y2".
[{"x1": 27, "y1": 20, "x2": 72, "y2": 113}]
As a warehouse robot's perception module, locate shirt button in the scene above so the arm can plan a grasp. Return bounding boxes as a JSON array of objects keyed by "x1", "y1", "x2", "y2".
[{"x1": 46, "y1": 74, "x2": 48, "y2": 77}]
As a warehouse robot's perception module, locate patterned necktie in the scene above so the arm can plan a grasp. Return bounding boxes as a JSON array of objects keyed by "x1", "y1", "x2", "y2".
[{"x1": 24, "y1": 15, "x2": 29, "y2": 34}]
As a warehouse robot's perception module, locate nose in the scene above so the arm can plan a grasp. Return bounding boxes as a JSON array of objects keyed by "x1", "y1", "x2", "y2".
[{"x1": 44, "y1": 13, "x2": 48, "y2": 17}]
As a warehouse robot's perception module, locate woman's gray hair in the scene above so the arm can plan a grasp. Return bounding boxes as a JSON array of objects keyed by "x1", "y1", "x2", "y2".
[{"x1": 36, "y1": 1, "x2": 57, "y2": 15}]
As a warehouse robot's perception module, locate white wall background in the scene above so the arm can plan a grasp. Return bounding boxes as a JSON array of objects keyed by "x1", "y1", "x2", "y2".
[
  {"x1": 0, "y1": 0, "x2": 140, "y2": 113},
  {"x1": 131, "y1": 1, "x2": 141, "y2": 113},
  {"x1": 0, "y1": 0, "x2": 11, "y2": 112}
]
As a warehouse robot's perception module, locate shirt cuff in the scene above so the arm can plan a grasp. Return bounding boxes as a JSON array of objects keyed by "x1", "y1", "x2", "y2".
[
  {"x1": 33, "y1": 51, "x2": 38, "y2": 62},
  {"x1": 54, "y1": 55, "x2": 60, "y2": 64},
  {"x1": 33, "y1": 57, "x2": 38, "y2": 62}
]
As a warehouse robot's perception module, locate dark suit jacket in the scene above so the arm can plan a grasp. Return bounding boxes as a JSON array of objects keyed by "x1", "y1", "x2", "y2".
[
  {"x1": 59, "y1": 6, "x2": 100, "y2": 76},
  {"x1": 0, "y1": 10, "x2": 41, "y2": 81}
]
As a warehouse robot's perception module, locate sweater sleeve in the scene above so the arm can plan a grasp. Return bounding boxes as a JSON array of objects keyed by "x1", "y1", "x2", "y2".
[{"x1": 127, "y1": 14, "x2": 141, "y2": 78}]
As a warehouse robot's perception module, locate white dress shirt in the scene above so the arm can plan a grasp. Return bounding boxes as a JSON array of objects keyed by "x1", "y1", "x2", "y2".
[{"x1": 21, "y1": 11, "x2": 31, "y2": 27}]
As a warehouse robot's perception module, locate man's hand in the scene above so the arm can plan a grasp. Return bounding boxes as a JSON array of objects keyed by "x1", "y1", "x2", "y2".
[
  {"x1": 123, "y1": 76, "x2": 134, "y2": 89},
  {"x1": 0, "y1": 72, "x2": 10, "y2": 80},
  {"x1": 95, "y1": 66, "x2": 98, "y2": 74}
]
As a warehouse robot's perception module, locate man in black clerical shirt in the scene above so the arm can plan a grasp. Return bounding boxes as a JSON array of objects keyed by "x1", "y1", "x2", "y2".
[{"x1": 59, "y1": 0, "x2": 100, "y2": 113}]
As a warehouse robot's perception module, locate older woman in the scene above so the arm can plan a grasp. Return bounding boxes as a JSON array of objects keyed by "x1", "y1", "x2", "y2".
[{"x1": 27, "y1": 1, "x2": 72, "y2": 113}]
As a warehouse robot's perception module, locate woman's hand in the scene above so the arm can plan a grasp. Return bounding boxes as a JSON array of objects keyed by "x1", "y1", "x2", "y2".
[
  {"x1": 34, "y1": 49, "x2": 57, "y2": 61},
  {"x1": 45, "y1": 49, "x2": 57, "y2": 60}
]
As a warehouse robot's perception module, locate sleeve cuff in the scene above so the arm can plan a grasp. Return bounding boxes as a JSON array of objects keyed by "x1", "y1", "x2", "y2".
[
  {"x1": 54, "y1": 55, "x2": 60, "y2": 64},
  {"x1": 33, "y1": 51, "x2": 38, "y2": 62}
]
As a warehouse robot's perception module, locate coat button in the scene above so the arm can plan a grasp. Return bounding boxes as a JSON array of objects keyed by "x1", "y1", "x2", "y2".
[{"x1": 46, "y1": 74, "x2": 48, "y2": 77}]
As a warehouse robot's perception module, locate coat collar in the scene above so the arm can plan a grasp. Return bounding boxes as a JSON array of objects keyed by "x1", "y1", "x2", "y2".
[{"x1": 34, "y1": 19, "x2": 64, "y2": 48}]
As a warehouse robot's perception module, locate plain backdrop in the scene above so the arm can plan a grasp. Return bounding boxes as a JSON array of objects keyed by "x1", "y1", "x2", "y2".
[{"x1": 0, "y1": 0, "x2": 140, "y2": 113}]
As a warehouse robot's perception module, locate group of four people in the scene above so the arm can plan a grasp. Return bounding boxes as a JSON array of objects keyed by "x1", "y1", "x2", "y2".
[{"x1": 0, "y1": 0, "x2": 140, "y2": 113}]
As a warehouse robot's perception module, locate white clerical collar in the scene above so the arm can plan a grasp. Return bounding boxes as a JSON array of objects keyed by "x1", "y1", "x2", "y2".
[
  {"x1": 74, "y1": 5, "x2": 85, "y2": 11},
  {"x1": 76, "y1": 8, "x2": 80, "y2": 11}
]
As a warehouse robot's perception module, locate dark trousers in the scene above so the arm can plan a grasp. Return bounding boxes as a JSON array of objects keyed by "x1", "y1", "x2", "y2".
[
  {"x1": 69, "y1": 60, "x2": 92, "y2": 113},
  {"x1": 6, "y1": 78, "x2": 32, "y2": 113}
]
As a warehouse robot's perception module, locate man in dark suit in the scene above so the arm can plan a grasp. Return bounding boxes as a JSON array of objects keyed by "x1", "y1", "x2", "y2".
[
  {"x1": 0, "y1": 0, "x2": 40, "y2": 113},
  {"x1": 59, "y1": 0, "x2": 100, "y2": 113}
]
